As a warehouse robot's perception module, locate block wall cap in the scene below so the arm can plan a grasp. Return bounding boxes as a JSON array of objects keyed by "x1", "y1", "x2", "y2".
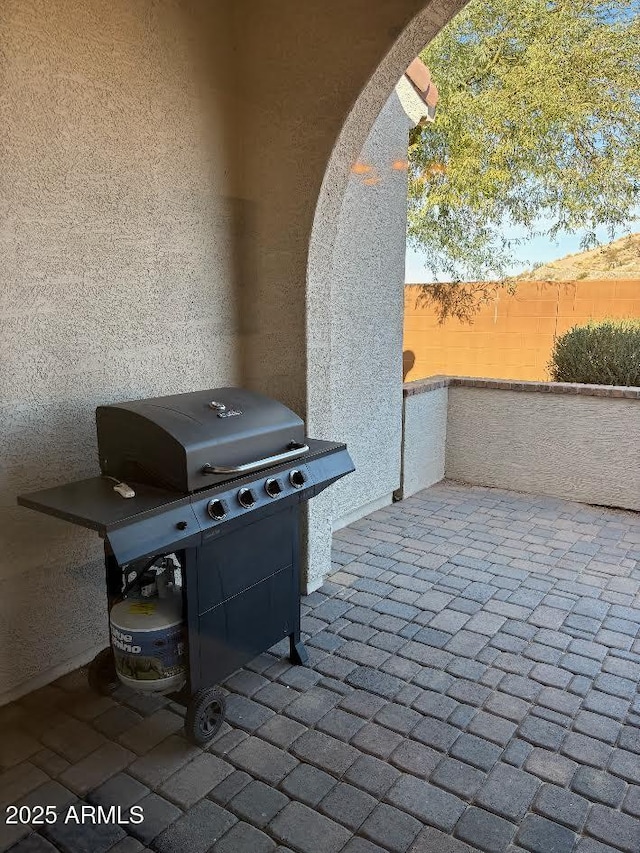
[{"x1": 403, "y1": 375, "x2": 640, "y2": 400}]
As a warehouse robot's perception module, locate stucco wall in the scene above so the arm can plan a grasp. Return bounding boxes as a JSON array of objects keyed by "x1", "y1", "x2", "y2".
[
  {"x1": 400, "y1": 378, "x2": 640, "y2": 510},
  {"x1": 327, "y1": 82, "x2": 421, "y2": 526},
  {"x1": 304, "y1": 0, "x2": 466, "y2": 590},
  {"x1": 300, "y1": 82, "x2": 422, "y2": 590},
  {"x1": 2, "y1": 0, "x2": 467, "y2": 698},
  {"x1": 446, "y1": 387, "x2": 640, "y2": 511},
  {"x1": 298, "y1": 79, "x2": 431, "y2": 590},
  {"x1": 1, "y1": 0, "x2": 238, "y2": 702},
  {"x1": 399, "y1": 385, "x2": 448, "y2": 499},
  {"x1": 229, "y1": 0, "x2": 454, "y2": 414}
]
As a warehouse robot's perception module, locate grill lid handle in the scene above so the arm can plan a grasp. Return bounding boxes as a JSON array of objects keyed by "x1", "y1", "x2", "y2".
[{"x1": 201, "y1": 442, "x2": 309, "y2": 476}]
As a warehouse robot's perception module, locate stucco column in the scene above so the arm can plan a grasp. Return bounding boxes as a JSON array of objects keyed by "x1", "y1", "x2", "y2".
[{"x1": 304, "y1": 77, "x2": 430, "y2": 592}]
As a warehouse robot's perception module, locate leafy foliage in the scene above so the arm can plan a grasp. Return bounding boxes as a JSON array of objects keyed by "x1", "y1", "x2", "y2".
[
  {"x1": 548, "y1": 319, "x2": 640, "y2": 385},
  {"x1": 408, "y1": 0, "x2": 640, "y2": 297}
]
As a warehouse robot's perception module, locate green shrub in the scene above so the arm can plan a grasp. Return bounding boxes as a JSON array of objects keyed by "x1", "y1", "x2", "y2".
[{"x1": 549, "y1": 319, "x2": 640, "y2": 386}]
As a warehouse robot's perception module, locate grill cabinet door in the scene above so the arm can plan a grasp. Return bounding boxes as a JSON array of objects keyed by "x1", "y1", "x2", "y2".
[{"x1": 186, "y1": 508, "x2": 299, "y2": 688}]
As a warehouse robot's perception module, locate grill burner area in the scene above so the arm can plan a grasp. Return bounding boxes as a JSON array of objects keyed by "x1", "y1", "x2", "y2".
[{"x1": 18, "y1": 386, "x2": 354, "y2": 745}]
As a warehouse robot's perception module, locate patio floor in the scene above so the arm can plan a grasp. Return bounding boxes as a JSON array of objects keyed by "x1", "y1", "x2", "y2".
[{"x1": 2, "y1": 482, "x2": 640, "y2": 853}]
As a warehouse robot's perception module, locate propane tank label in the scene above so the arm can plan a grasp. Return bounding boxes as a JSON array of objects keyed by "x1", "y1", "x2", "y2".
[
  {"x1": 127, "y1": 601, "x2": 157, "y2": 616},
  {"x1": 110, "y1": 622, "x2": 185, "y2": 683}
]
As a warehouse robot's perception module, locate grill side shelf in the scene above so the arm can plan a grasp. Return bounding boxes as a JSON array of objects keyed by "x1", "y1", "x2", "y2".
[{"x1": 17, "y1": 477, "x2": 189, "y2": 535}]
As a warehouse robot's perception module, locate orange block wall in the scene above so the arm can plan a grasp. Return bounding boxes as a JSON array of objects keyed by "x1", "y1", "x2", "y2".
[{"x1": 403, "y1": 279, "x2": 640, "y2": 382}]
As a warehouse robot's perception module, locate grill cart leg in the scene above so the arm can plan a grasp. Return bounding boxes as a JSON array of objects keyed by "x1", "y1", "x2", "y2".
[
  {"x1": 184, "y1": 687, "x2": 226, "y2": 747},
  {"x1": 88, "y1": 647, "x2": 119, "y2": 696},
  {"x1": 289, "y1": 632, "x2": 309, "y2": 665}
]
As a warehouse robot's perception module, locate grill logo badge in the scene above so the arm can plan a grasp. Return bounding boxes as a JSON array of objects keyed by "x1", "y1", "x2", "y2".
[{"x1": 209, "y1": 400, "x2": 242, "y2": 418}]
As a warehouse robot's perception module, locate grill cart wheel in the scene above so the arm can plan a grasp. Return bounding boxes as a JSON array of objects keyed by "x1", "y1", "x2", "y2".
[
  {"x1": 88, "y1": 647, "x2": 119, "y2": 696},
  {"x1": 185, "y1": 687, "x2": 226, "y2": 746}
]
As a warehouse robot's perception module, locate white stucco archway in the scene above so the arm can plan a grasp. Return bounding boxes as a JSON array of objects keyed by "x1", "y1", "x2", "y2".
[{"x1": 303, "y1": 2, "x2": 467, "y2": 589}]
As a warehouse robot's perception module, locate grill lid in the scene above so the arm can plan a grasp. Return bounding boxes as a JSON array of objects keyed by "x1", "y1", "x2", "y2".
[{"x1": 97, "y1": 387, "x2": 306, "y2": 493}]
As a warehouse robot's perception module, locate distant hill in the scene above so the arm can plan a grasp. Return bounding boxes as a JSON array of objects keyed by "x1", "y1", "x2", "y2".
[{"x1": 518, "y1": 232, "x2": 640, "y2": 281}]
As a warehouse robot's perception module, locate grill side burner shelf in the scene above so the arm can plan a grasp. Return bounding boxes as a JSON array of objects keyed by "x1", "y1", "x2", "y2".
[{"x1": 18, "y1": 388, "x2": 353, "y2": 746}]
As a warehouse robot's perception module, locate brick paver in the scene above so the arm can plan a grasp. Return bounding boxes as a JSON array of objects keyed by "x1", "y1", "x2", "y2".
[{"x1": 1, "y1": 482, "x2": 640, "y2": 853}]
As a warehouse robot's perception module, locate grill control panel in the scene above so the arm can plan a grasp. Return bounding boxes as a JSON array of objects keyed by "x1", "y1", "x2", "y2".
[{"x1": 194, "y1": 464, "x2": 311, "y2": 531}]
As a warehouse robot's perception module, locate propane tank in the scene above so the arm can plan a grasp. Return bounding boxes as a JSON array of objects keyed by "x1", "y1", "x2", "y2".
[{"x1": 109, "y1": 594, "x2": 186, "y2": 694}]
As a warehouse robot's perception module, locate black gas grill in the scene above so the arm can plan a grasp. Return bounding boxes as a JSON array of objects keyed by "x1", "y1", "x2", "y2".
[{"x1": 18, "y1": 387, "x2": 354, "y2": 744}]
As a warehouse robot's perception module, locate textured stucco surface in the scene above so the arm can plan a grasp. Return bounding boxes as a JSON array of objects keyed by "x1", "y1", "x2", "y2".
[
  {"x1": 1, "y1": 0, "x2": 468, "y2": 697},
  {"x1": 304, "y1": 85, "x2": 418, "y2": 591},
  {"x1": 231, "y1": 0, "x2": 453, "y2": 413},
  {"x1": 305, "y1": 83, "x2": 430, "y2": 591},
  {"x1": 1, "y1": 0, "x2": 238, "y2": 701},
  {"x1": 329, "y1": 90, "x2": 416, "y2": 522},
  {"x1": 399, "y1": 386, "x2": 448, "y2": 498},
  {"x1": 303, "y1": 0, "x2": 467, "y2": 589},
  {"x1": 306, "y1": 0, "x2": 467, "y2": 435},
  {"x1": 446, "y1": 387, "x2": 640, "y2": 510}
]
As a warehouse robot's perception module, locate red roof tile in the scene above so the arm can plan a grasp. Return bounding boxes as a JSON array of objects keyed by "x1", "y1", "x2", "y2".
[{"x1": 405, "y1": 57, "x2": 439, "y2": 110}]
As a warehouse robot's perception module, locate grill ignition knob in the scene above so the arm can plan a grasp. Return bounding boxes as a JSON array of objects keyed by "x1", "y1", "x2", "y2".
[
  {"x1": 289, "y1": 469, "x2": 306, "y2": 488},
  {"x1": 207, "y1": 499, "x2": 227, "y2": 520},
  {"x1": 265, "y1": 478, "x2": 282, "y2": 498},
  {"x1": 237, "y1": 488, "x2": 256, "y2": 509}
]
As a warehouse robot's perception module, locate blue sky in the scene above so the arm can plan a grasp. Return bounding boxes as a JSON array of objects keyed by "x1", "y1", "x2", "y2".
[{"x1": 405, "y1": 220, "x2": 639, "y2": 282}]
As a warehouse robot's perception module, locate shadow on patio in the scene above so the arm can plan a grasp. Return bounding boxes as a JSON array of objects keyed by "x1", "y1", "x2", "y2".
[{"x1": 2, "y1": 481, "x2": 640, "y2": 853}]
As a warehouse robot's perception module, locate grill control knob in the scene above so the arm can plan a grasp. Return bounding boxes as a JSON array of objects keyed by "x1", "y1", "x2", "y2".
[
  {"x1": 207, "y1": 499, "x2": 228, "y2": 520},
  {"x1": 237, "y1": 488, "x2": 256, "y2": 509},
  {"x1": 289, "y1": 469, "x2": 306, "y2": 488},
  {"x1": 265, "y1": 478, "x2": 282, "y2": 498}
]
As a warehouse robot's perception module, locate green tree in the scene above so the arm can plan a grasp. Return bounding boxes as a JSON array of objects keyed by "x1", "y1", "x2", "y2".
[{"x1": 408, "y1": 0, "x2": 640, "y2": 321}]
